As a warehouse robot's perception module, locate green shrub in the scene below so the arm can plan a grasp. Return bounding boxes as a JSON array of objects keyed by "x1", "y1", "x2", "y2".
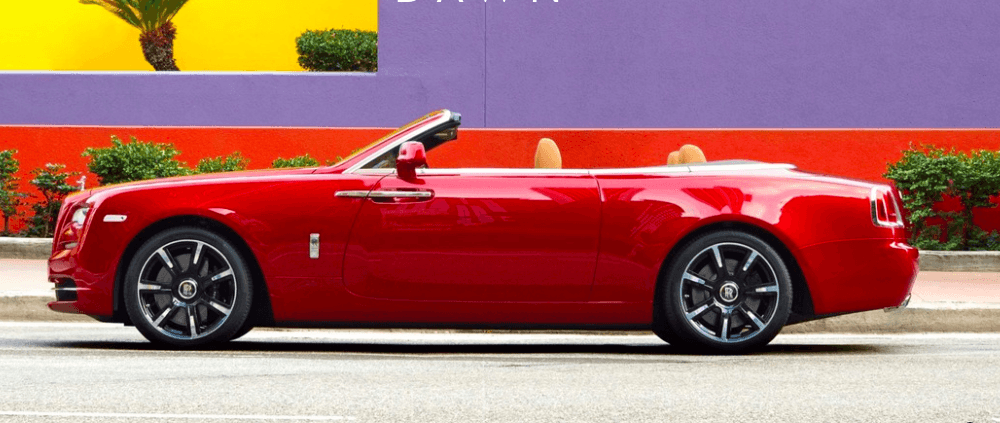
[
  {"x1": 196, "y1": 152, "x2": 249, "y2": 174},
  {"x1": 297, "y1": 29, "x2": 378, "y2": 72},
  {"x1": 0, "y1": 150, "x2": 28, "y2": 235},
  {"x1": 885, "y1": 145, "x2": 1000, "y2": 250},
  {"x1": 83, "y1": 135, "x2": 190, "y2": 185},
  {"x1": 272, "y1": 154, "x2": 320, "y2": 169},
  {"x1": 25, "y1": 164, "x2": 78, "y2": 238}
]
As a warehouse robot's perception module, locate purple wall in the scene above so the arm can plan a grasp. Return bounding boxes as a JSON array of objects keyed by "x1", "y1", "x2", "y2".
[{"x1": 2, "y1": 0, "x2": 1000, "y2": 128}]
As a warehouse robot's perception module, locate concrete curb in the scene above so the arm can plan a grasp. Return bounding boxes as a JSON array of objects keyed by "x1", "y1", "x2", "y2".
[
  {"x1": 0, "y1": 237, "x2": 52, "y2": 260},
  {"x1": 1, "y1": 296, "x2": 998, "y2": 333},
  {"x1": 918, "y1": 250, "x2": 1000, "y2": 272},
  {"x1": 4, "y1": 238, "x2": 999, "y2": 272}
]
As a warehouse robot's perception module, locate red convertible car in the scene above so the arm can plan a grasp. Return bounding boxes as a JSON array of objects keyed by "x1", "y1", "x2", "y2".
[{"x1": 48, "y1": 110, "x2": 918, "y2": 353}]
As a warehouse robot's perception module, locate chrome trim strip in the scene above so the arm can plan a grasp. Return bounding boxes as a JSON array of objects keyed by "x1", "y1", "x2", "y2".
[
  {"x1": 588, "y1": 166, "x2": 691, "y2": 175},
  {"x1": 589, "y1": 163, "x2": 796, "y2": 175},
  {"x1": 345, "y1": 110, "x2": 455, "y2": 174},
  {"x1": 681, "y1": 163, "x2": 796, "y2": 173},
  {"x1": 350, "y1": 163, "x2": 795, "y2": 177},
  {"x1": 103, "y1": 214, "x2": 127, "y2": 223},
  {"x1": 335, "y1": 191, "x2": 371, "y2": 198},
  {"x1": 354, "y1": 169, "x2": 395, "y2": 175},
  {"x1": 368, "y1": 191, "x2": 433, "y2": 199},
  {"x1": 418, "y1": 168, "x2": 590, "y2": 176}
]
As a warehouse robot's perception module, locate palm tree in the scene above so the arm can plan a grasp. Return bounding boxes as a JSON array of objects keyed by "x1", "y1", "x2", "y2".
[{"x1": 80, "y1": 0, "x2": 191, "y2": 71}]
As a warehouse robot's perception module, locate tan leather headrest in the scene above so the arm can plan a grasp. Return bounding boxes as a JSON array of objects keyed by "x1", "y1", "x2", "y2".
[
  {"x1": 534, "y1": 138, "x2": 562, "y2": 169},
  {"x1": 679, "y1": 144, "x2": 706, "y2": 164},
  {"x1": 667, "y1": 151, "x2": 681, "y2": 165}
]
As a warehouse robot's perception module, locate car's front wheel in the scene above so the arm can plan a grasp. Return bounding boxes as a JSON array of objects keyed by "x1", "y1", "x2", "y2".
[
  {"x1": 124, "y1": 227, "x2": 253, "y2": 348},
  {"x1": 656, "y1": 230, "x2": 792, "y2": 353}
]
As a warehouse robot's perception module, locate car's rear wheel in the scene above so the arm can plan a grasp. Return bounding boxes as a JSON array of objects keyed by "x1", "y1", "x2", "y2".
[
  {"x1": 124, "y1": 227, "x2": 253, "y2": 348},
  {"x1": 656, "y1": 230, "x2": 792, "y2": 353}
]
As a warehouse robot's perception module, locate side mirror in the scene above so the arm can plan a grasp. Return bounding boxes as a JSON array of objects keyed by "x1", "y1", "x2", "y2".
[{"x1": 396, "y1": 141, "x2": 427, "y2": 180}]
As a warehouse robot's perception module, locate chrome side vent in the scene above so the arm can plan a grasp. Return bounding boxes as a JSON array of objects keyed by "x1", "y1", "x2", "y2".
[{"x1": 53, "y1": 278, "x2": 78, "y2": 301}]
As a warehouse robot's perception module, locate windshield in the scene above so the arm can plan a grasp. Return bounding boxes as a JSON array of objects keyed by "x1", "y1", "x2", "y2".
[
  {"x1": 331, "y1": 110, "x2": 448, "y2": 168},
  {"x1": 361, "y1": 126, "x2": 458, "y2": 170}
]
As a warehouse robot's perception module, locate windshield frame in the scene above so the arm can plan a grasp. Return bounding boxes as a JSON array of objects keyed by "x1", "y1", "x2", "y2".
[{"x1": 331, "y1": 110, "x2": 459, "y2": 173}]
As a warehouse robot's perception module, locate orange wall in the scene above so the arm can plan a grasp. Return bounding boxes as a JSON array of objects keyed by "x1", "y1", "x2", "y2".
[{"x1": 2, "y1": 126, "x2": 999, "y2": 232}]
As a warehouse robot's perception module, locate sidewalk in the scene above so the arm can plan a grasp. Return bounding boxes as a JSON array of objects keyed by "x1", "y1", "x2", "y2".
[{"x1": 0, "y1": 259, "x2": 52, "y2": 297}]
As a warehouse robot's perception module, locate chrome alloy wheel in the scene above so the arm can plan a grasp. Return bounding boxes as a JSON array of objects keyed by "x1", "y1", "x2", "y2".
[
  {"x1": 135, "y1": 239, "x2": 238, "y2": 341},
  {"x1": 678, "y1": 242, "x2": 781, "y2": 344}
]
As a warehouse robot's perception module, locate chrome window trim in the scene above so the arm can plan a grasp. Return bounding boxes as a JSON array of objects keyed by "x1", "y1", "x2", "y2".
[{"x1": 344, "y1": 110, "x2": 456, "y2": 174}]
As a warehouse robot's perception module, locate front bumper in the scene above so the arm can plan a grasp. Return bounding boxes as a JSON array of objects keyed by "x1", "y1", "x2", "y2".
[{"x1": 47, "y1": 247, "x2": 116, "y2": 319}]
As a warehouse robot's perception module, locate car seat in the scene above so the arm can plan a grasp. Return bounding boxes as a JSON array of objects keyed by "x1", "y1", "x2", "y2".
[
  {"x1": 534, "y1": 138, "x2": 563, "y2": 169},
  {"x1": 667, "y1": 144, "x2": 707, "y2": 165},
  {"x1": 667, "y1": 151, "x2": 681, "y2": 165},
  {"x1": 679, "y1": 144, "x2": 706, "y2": 164}
]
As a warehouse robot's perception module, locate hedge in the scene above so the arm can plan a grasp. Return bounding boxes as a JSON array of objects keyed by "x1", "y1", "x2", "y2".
[
  {"x1": 884, "y1": 145, "x2": 1000, "y2": 251},
  {"x1": 297, "y1": 29, "x2": 378, "y2": 72}
]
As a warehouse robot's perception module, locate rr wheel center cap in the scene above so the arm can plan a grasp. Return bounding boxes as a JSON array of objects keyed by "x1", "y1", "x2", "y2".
[
  {"x1": 178, "y1": 280, "x2": 199, "y2": 300},
  {"x1": 719, "y1": 281, "x2": 740, "y2": 303}
]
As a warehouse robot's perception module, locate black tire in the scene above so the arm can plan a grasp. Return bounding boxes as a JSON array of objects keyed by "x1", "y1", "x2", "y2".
[
  {"x1": 229, "y1": 318, "x2": 255, "y2": 341},
  {"x1": 123, "y1": 227, "x2": 253, "y2": 348},
  {"x1": 655, "y1": 230, "x2": 792, "y2": 354}
]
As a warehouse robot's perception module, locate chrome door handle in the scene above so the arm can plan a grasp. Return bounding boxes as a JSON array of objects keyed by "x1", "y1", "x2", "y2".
[
  {"x1": 335, "y1": 190, "x2": 433, "y2": 200},
  {"x1": 335, "y1": 190, "x2": 369, "y2": 198},
  {"x1": 367, "y1": 191, "x2": 433, "y2": 199}
]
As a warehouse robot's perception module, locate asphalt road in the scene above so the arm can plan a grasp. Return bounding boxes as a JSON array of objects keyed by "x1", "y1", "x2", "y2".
[{"x1": 1, "y1": 323, "x2": 998, "y2": 423}]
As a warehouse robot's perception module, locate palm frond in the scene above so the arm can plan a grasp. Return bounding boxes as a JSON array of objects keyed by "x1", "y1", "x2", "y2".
[{"x1": 80, "y1": 0, "x2": 189, "y2": 33}]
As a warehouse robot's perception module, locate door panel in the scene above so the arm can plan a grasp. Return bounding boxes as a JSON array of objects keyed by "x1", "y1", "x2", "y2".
[{"x1": 343, "y1": 172, "x2": 602, "y2": 302}]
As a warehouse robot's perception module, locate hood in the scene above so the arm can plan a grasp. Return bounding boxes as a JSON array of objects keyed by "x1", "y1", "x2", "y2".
[{"x1": 84, "y1": 167, "x2": 320, "y2": 198}]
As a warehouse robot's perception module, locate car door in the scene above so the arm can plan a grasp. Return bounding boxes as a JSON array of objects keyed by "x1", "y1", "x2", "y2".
[{"x1": 342, "y1": 169, "x2": 602, "y2": 302}]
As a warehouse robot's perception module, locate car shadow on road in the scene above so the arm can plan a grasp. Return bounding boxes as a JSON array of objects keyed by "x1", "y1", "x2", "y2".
[{"x1": 48, "y1": 340, "x2": 885, "y2": 356}]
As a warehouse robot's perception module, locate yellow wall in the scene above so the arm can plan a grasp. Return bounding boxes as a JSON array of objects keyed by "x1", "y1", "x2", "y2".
[{"x1": 0, "y1": 0, "x2": 377, "y2": 71}]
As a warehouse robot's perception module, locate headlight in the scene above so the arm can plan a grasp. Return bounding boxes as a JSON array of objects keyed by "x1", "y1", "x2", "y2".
[{"x1": 71, "y1": 207, "x2": 90, "y2": 226}]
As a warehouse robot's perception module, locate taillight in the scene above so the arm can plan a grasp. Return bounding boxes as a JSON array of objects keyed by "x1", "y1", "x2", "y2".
[{"x1": 870, "y1": 186, "x2": 904, "y2": 228}]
